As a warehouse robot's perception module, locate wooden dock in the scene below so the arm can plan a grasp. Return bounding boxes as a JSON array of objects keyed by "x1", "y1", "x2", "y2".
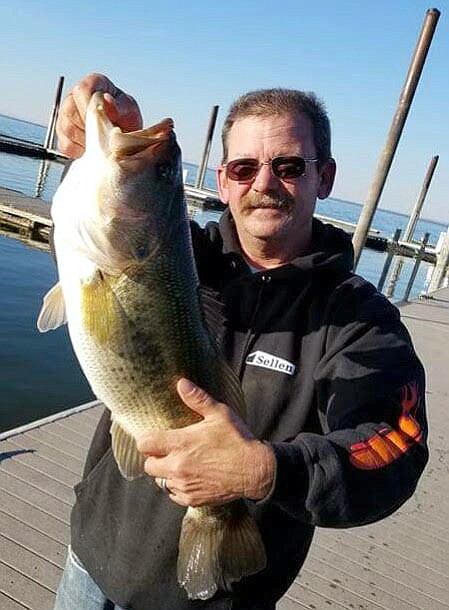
[
  {"x1": 1, "y1": 288, "x2": 448, "y2": 609},
  {"x1": 0, "y1": 184, "x2": 394, "y2": 256},
  {"x1": 0, "y1": 135, "x2": 67, "y2": 164}
]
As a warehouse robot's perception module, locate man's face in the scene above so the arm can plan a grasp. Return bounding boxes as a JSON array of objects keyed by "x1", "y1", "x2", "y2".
[{"x1": 217, "y1": 113, "x2": 336, "y2": 257}]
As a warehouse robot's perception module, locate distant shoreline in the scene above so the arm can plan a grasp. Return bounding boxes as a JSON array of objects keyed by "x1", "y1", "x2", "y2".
[
  {"x1": 328, "y1": 196, "x2": 447, "y2": 228},
  {"x1": 0, "y1": 112, "x2": 45, "y2": 130}
]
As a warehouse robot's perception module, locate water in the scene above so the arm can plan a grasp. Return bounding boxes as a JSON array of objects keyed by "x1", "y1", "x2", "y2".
[{"x1": 0, "y1": 114, "x2": 447, "y2": 431}]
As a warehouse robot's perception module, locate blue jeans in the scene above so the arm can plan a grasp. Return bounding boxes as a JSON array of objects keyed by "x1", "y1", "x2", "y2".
[
  {"x1": 55, "y1": 546, "x2": 276, "y2": 609},
  {"x1": 54, "y1": 546, "x2": 125, "y2": 610}
]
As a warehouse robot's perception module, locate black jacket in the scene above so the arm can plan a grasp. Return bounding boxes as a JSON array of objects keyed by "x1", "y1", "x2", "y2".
[{"x1": 71, "y1": 210, "x2": 428, "y2": 609}]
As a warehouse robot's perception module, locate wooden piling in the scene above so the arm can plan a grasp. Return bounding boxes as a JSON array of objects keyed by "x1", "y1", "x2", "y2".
[
  {"x1": 428, "y1": 228, "x2": 449, "y2": 293},
  {"x1": 195, "y1": 105, "x2": 219, "y2": 189},
  {"x1": 403, "y1": 155, "x2": 439, "y2": 242},
  {"x1": 383, "y1": 155, "x2": 439, "y2": 296},
  {"x1": 43, "y1": 76, "x2": 64, "y2": 150},
  {"x1": 352, "y1": 8, "x2": 441, "y2": 269},
  {"x1": 377, "y1": 228, "x2": 402, "y2": 293},
  {"x1": 402, "y1": 232, "x2": 430, "y2": 301}
]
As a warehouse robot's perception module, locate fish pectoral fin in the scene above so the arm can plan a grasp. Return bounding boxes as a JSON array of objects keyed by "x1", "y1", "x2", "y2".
[
  {"x1": 37, "y1": 282, "x2": 67, "y2": 332},
  {"x1": 110, "y1": 420, "x2": 146, "y2": 480},
  {"x1": 81, "y1": 272, "x2": 120, "y2": 344}
]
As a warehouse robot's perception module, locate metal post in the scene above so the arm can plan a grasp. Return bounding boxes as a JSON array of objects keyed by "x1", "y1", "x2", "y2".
[
  {"x1": 44, "y1": 76, "x2": 64, "y2": 150},
  {"x1": 352, "y1": 8, "x2": 440, "y2": 269},
  {"x1": 385, "y1": 154, "x2": 439, "y2": 294},
  {"x1": 377, "y1": 228, "x2": 402, "y2": 293},
  {"x1": 195, "y1": 105, "x2": 219, "y2": 189},
  {"x1": 34, "y1": 159, "x2": 50, "y2": 198},
  {"x1": 403, "y1": 155, "x2": 439, "y2": 242},
  {"x1": 428, "y1": 228, "x2": 449, "y2": 293},
  {"x1": 402, "y1": 232, "x2": 430, "y2": 302}
]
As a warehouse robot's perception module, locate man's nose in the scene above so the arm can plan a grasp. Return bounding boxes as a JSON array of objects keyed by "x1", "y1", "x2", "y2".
[{"x1": 251, "y1": 163, "x2": 279, "y2": 193}]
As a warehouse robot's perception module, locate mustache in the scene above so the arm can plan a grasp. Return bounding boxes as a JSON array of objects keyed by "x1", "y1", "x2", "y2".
[{"x1": 241, "y1": 193, "x2": 295, "y2": 212}]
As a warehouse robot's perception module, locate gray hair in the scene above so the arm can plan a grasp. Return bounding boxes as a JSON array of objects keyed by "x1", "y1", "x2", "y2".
[{"x1": 221, "y1": 88, "x2": 331, "y2": 165}]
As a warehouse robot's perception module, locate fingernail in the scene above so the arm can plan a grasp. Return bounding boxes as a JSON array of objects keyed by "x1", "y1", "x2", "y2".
[{"x1": 178, "y1": 378, "x2": 196, "y2": 394}]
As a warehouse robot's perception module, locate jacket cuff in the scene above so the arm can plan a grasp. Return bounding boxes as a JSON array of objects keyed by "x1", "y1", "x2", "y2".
[{"x1": 257, "y1": 441, "x2": 309, "y2": 512}]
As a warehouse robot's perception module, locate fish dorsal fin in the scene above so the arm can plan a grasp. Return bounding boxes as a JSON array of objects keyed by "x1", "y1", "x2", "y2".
[
  {"x1": 110, "y1": 420, "x2": 146, "y2": 480},
  {"x1": 37, "y1": 282, "x2": 67, "y2": 332}
]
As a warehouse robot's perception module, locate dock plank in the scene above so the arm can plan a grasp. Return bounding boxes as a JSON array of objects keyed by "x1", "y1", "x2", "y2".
[
  {"x1": 5, "y1": 434, "x2": 84, "y2": 475},
  {"x1": 285, "y1": 579, "x2": 353, "y2": 610},
  {"x1": 0, "y1": 405, "x2": 102, "y2": 609},
  {"x1": 41, "y1": 420, "x2": 95, "y2": 448},
  {"x1": 303, "y1": 554, "x2": 446, "y2": 610},
  {"x1": 0, "y1": 186, "x2": 51, "y2": 219},
  {"x1": 0, "y1": 592, "x2": 28, "y2": 609},
  {"x1": 51, "y1": 418, "x2": 95, "y2": 440},
  {"x1": 0, "y1": 534, "x2": 61, "y2": 590},
  {"x1": 295, "y1": 568, "x2": 395, "y2": 610},
  {"x1": 0, "y1": 512, "x2": 66, "y2": 568},
  {"x1": 0, "y1": 439, "x2": 80, "y2": 487},
  {"x1": 0, "y1": 562, "x2": 55, "y2": 610},
  {"x1": 0, "y1": 471, "x2": 71, "y2": 523},
  {"x1": 307, "y1": 542, "x2": 449, "y2": 608},
  {"x1": 24, "y1": 428, "x2": 89, "y2": 460},
  {"x1": 0, "y1": 458, "x2": 74, "y2": 505},
  {"x1": 74, "y1": 407, "x2": 104, "y2": 425},
  {"x1": 1, "y1": 490, "x2": 69, "y2": 543},
  {"x1": 274, "y1": 596, "x2": 309, "y2": 610}
]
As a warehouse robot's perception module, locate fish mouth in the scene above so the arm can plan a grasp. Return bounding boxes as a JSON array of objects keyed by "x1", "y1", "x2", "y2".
[{"x1": 110, "y1": 119, "x2": 175, "y2": 159}]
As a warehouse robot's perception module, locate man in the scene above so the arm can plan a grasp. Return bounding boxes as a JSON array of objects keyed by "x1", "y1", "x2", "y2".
[{"x1": 54, "y1": 74, "x2": 428, "y2": 610}]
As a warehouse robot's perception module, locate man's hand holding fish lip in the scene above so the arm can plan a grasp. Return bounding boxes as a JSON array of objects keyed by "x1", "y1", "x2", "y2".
[
  {"x1": 57, "y1": 72, "x2": 143, "y2": 159},
  {"x1": 136, "y1": 377, "x2": 276, "y2": 507}
]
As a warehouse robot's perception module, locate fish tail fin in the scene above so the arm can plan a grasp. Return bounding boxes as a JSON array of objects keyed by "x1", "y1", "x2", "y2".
[{"x1": 177, "y1": 503, "x2": 266, "y2": 600}]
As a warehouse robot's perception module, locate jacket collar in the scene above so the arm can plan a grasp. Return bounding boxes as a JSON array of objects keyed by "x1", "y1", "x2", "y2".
[{"x1": 218, "y1": 207, "x2": 354, "y2": 276}]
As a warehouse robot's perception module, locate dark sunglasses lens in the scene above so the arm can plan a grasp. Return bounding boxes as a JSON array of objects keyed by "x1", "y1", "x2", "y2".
[
  {"x1": 272, "y1": 157, "x2": 306, "y2": 179},
  {"x1": 226, "y1": 160, "x2": 259, "y2": 181}
]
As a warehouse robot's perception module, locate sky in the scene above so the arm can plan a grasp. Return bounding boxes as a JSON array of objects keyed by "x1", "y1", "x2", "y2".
[{"x1": 0, "y1": 0, "x2": 448, "y2": 223}]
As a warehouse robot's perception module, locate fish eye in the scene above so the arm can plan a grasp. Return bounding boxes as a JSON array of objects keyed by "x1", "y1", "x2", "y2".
[{"x1": 156, "y1": 162, "x2": 175, "y2": 182}]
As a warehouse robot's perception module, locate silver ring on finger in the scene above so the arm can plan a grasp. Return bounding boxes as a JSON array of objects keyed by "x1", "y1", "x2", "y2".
[{"x1": 160, "y1": 477, "x2": 169, "y2": 493}]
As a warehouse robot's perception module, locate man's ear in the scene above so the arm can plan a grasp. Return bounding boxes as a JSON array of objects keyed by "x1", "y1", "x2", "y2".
[
  {"x1": 317, "y1": 158, "x2": 337, "y2": 200},
  {"x1": 217, "y1": 166, "x2": 230, "y2": 205}
]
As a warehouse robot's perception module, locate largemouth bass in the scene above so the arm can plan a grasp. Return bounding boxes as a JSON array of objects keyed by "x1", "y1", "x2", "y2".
[{"x1": 37, "y1": 92, "x2": 266, "y2": 600}]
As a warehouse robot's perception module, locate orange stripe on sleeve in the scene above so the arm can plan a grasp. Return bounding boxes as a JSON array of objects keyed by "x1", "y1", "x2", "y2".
[{"x1": 349, "y1": 382, "x2": 422, "y2": 470}]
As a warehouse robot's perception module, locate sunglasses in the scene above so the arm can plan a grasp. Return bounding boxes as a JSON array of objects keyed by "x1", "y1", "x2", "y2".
[{"x1": 223, "y1": 156, "x2": 319, "y2": 183}]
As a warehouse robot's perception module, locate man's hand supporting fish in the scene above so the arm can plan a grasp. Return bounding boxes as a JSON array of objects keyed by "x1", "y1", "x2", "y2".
[{"x1": 137, "y1": 377, "x2": 275, "y2": 507}]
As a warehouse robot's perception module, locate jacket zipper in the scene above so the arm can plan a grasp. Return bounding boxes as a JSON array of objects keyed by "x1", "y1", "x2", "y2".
[{"x1": 237, "y1": 273, "x2": 272, "y2": 380}]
